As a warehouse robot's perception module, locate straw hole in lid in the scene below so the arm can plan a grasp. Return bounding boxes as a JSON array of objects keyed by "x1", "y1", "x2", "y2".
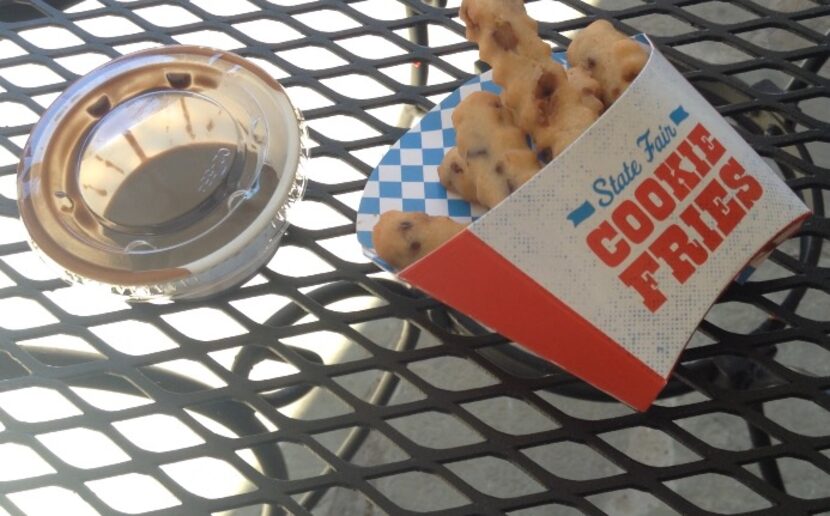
[
  {"x1": 86, "y1": 95, "x2": 111, "y2": 118},
  {"x1": 165, "y1": 71, "x2": 192, "y2": 89}
]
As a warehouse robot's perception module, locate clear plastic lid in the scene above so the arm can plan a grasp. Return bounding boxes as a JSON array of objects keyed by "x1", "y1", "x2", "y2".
[{"x1": 17, "y1": 46, "x2": 305, "y2": 300}]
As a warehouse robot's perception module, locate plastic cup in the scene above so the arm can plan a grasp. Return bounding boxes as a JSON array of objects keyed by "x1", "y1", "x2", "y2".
[{"x1": 17, "y1": 46, "x2": 305, "y2": 300}]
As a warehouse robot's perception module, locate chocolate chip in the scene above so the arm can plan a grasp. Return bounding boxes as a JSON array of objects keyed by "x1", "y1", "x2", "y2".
[
  {"x1": 195, "y1": 75, "x2": 219, "y2": 89},
  {"x1": 535, "y1": 72, "x2": 559, "y2": 99},
  {"x1": 468, "y1": 148, "x2": 489, "y2": 159},
  {"x1": 492, "y1": 21, "x2": 518, "y2": 51},
  {"x1": 86, "y1": 95, "x2": 111, "y2": 118}
]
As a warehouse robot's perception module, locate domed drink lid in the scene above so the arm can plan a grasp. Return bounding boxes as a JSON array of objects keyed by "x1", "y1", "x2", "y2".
[{"x1": 17, "y1": 46, "x2": 304, "y2": 300}]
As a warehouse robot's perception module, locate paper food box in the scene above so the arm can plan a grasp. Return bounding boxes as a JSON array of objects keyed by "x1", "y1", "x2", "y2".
[{"x1": 355, "y1": 36, "x2": 810, "y2": 411}]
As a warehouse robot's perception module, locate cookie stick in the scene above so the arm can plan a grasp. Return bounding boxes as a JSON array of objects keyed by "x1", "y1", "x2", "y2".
[
  {"x1": 459, "y1": 0, "x2": 602, "y2": 161},
  {"x1": 439, "y1": 145, "x2": 539, "y2": 209},
  {"x1": 440, "y1": 91, "x2": 540, "y2": 208},
  {"x1": 459, "y1": 0, "x2": 551, "y2": 63},
  {"x1": 567, "y1": 19, "x2": 648, "y2": 105},
  {"x1": 373, "y1": 210, "x2": 466, "y2": 270},
  {"x1": 500, "y1": 61, "x2": 602, "y2": 160},
  {"x1": 493, "y1": 55, "x2": 602, "y2": 161},
  {"x1": 461, "y1": 1, "x2": 638, "y2": 109},
  {"x1": 437, "y1": 147, "x2": 478, "y2": 203},
  {"x1": 567, "y1": 65, "x2": 605, "y2": 113}
]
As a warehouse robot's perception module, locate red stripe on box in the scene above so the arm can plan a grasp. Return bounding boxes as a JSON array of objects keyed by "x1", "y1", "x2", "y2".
[
  {"x1": 401, "y1": 230, "x2": 666, "y2": 411},
  {"x1": 749, "y1": 211, "x2": 812, "y2": 267}
]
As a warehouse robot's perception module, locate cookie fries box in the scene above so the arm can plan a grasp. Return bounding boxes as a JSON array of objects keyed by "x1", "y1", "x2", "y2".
[{"x1": 355, "y1": 36, "x2": 810, "y2": 411}]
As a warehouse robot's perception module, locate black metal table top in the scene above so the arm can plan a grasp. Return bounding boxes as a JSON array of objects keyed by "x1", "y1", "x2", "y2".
[{"x1": 0, "y1": 1, "x2": 828, "y2": 515}]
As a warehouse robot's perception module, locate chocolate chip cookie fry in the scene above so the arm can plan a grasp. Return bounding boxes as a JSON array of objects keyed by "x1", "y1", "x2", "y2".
[
  {"x1": 534, "y1": 77, "x2": 605, "y2": 160},
  {"x1": 567, "y1": 65, "x2": 605, "y2": 113},
  {"x1": 494, "y1": 56, "x2": 567, "y2": 132},
  {"x1": 449, "y1": 91, "x2": 540, "y2": 208},
  {"x1": 438, "y1": 147, "x2": 478, "y2": 203},
  {"x1": 459, "y1": 0, "x2": 551, "y2": 65},
  {"x1": 373, "y1": 211, "x2": 466, "y2": 270},
  {"x1": 493, "y1": 55, "x2": 601, "y2": 162},
  {"x1": 567, "y1": 19, "x2": 648, "y2": 105},
  {"x1": 474, "y1": 149, "x2": 540, "y2": 207},
  {"x1": 458, "y1": 1, "x2": 603, "y2": 161}
]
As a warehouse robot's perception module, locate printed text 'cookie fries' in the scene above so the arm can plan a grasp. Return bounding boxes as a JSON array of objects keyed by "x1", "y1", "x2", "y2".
[
  {"x1": 567, "y1": 105, "x2": 690, "y2": 227},
  {"x1": 586, "y1": 119, "x2": 763, "y2": 312}
]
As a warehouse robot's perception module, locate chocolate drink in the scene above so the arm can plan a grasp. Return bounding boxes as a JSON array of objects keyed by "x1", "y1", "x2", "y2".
[{"x1": 17, "y1": 46, "x2": 303, "y2": 299}]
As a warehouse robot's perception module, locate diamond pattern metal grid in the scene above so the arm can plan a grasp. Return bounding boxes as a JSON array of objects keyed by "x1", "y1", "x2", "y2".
[{"x1": 0, "y1": 0, "x2": 827, "y2": 515}]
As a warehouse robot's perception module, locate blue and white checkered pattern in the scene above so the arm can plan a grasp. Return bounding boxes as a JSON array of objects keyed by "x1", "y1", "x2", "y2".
[
  {"x1": 355, "y1": 49, "x2": 577, "y2": 262},
  {"x1": 356, "y1": 72, "x2": 512, "y2": 259}
]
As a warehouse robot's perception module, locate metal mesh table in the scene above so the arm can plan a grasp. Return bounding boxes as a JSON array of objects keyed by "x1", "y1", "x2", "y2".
[{"x1": 0, "y1": 1, "x2": 828, "y2": 515}]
